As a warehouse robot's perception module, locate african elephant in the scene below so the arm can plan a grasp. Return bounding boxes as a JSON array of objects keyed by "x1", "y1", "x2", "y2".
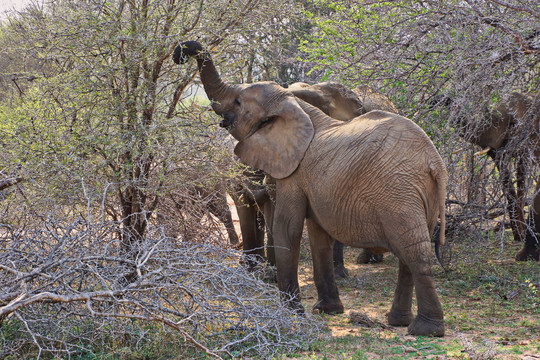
[
  {"x1": 436, "y1": 92, "x2": 540, "y2": 261},
  {"x1": 174, "y1": 41, "x2": 447, "y2": 336},
  {"x1": 288, "y1": 82, "x2": 400, "y2": 270},
  {"x1": 470, "y1": 92, "x2": 539, "y2": 261},
  {"x1": 353, "y1": 84, "x2": 399, "y2": 114}
]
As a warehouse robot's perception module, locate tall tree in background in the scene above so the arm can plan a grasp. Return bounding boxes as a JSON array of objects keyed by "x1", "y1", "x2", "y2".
[{"x1": 0, "y1": 0, "x2": 296, "y2": 253}]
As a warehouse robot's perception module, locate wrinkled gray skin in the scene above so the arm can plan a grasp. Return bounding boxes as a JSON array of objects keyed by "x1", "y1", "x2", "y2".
[
  {"x1": 436, "y1": 93, "x2": 540, "y2": 261},
  {"x1": 288, "y1": 82, "x2": 401, "y2": 272},
  {"x1": 174, "y1": 41, "x2": 448, "y2": 336}
]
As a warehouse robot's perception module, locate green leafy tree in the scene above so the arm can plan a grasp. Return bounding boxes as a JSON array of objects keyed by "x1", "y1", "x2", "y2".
[{"x1": 0, "y1": 0, "x2": 298, "y2": 252}]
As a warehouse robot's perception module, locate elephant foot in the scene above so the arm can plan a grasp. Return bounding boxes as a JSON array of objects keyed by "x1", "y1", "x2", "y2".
[
  {"x1": 407, "y1": 314, "x2": 445, "y2": 337},
  {"x1": 515, "y1": 243, "x2": 539, "y2": 262},
  {"x1": 356, "y1": 249, "x2": 384, "y2": 264},
  {"x1": 334, "y1": 264, "x2": 350, "y2": 279},
  {"x1": 386, "y1": 310, "x2": 414, "y2": 326},
  {"x1": 312, "y1": 299, "x2": 344, "y2": 315}
]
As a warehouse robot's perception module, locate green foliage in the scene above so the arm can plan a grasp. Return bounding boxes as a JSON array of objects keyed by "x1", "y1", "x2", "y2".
[
  {"x1": 0, "y1": 0, "x2": 266, "y2": 235},
  {"x1": 298, "y1": 0, "x2": 540, "y2": 131}
]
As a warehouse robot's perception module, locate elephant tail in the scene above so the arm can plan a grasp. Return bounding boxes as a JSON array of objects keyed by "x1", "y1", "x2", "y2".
[
  {"x1": 431, "y1": 161, "x2": 447, "y2": 248},
  {"x1": 431, "y1": 161, "x2": 447, "y2": 269},
  {"x1": 438, "y1": 183, "x2": 446, "y2": 248}
]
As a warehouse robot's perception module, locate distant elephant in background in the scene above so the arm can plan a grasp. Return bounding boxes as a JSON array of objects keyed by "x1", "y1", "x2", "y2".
[
  {"x1": 174, "y1": 41, "x2": 448, "y2": 336},
  {"x1": 435, "y1": 92, "x2": 539, "y2": 261},
  {"x1": 288, "y1": 81, "x2": 365, "y2": 120}
]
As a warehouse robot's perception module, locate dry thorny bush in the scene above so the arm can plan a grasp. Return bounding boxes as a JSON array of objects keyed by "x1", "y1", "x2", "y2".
[{"x1": 0, "y1": 209, "x2": 324, "y2": 359}]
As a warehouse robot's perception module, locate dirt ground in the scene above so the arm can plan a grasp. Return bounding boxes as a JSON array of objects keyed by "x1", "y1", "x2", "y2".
[{"x1": 299, "y1": 246, "x2": 539, "y2": 359}]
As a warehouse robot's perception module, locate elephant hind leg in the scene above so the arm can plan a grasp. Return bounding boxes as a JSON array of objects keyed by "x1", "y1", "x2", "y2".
[
  {"x1": 406, "y1": 249, "x2": 445, "y2": 337},
  {"x1": 333, "y1": 240, "x2": 349, "y2": 279},
  {"x1": 516, "y1": 181, "x2": 540, "y2": 261},
  {"x1": 387, "y1": 259, "x2": 414, "y2": 326},
  {"x1": 388, "y1": 225, "x2": 444, "y2": 337}
]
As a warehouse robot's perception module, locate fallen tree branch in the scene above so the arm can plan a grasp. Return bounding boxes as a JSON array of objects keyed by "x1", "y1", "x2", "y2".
[{"x1": 0, "y1": 216, "x2": 323, "y2": 358}]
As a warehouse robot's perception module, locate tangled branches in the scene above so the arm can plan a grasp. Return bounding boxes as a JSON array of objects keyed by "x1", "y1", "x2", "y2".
[{"x1": 0, "y1": 215, "x2": 323, "y2": 359}]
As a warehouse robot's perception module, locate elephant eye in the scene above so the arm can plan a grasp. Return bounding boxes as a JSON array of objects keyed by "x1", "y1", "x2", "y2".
[
  {"x1": 259, "y1": 116, "x2": 277, "y2": 129},
  {"x1": 234, "y1": 99, "x2": 241, "y2": 106}
]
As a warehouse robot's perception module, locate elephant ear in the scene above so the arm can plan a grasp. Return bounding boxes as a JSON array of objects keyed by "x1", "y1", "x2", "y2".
[{"x1": 234, "y1": 97, "x2": 314, "y2": 179}]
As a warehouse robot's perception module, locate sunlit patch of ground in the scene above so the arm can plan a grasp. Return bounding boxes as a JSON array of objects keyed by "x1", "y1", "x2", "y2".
[{"x1": 293, "y1": 237, "x2": 539, "y2": 359}]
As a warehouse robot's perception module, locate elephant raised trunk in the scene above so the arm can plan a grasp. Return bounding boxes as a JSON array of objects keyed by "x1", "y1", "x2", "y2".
[{"x1": 173, "y1": 41, "x2": 235, "y2": 114}]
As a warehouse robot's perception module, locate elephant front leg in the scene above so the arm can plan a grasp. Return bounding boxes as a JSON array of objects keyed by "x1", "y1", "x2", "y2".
[
  {"x1": 496, "y1": 155, "x2": 526, "y2": 243},
  {"x1": 274, "y1": 234, "x2": 303, "y2": 312},
  {"x1": 307, "y1": 219, "x2": 344, "y2": 314},
  {"x1": 272, "y1": 188, "x2": 307, "y2": 312}
]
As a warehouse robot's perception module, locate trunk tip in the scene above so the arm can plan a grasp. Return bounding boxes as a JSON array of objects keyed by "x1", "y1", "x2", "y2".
[{"x1": 173, "y1": 41, "x2": 204, "y2": 64}]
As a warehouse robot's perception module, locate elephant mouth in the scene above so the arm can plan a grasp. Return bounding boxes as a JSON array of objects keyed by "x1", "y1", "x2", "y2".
[{"x1": 219, "y1": 119, "x2": 235, "y2": 131}]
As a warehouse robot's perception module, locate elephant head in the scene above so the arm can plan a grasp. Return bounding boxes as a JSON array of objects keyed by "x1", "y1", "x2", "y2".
[
  {"x1": 434, "y1": 92, "x2": 540, "y2": 261},
  {"x1": 288, "y1": 81, "x2": 366, "y2": 120},
  {"x1": 174, "y1": 41, "x2": 314, "y2": 179}
]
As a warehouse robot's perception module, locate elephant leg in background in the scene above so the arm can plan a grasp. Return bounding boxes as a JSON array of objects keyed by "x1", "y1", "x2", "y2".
[
  {"x1": 334, "y1": 241, "x2": 384, "y2": 279},
  {"x1": 232, "y1": 192, "x2": 266, "y2": 269},
  {"x1": 261, "y1": 196, "x2": 276, "y2": 266},
  {"x1": 207, "y1": 191, "x2": 240, "y2": 246},
  {"x1": 518, "y1": 179, "x2": 540, "y2": 261},
  {"x1": 492, "y1": 151, "x2": 527, "y2": 244},
  {"x1": 515, "y1": 157, "x2": 527, "y2": 241},
  {"x1": 356, "y1": 247, "x2": 385, "y2": 264},
  {"x1": 333, "y1": 240, "x2": 349, "y2": 279},
  {"x1": 307, "y1": 219, "x2": 344, "y2": 314}
]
